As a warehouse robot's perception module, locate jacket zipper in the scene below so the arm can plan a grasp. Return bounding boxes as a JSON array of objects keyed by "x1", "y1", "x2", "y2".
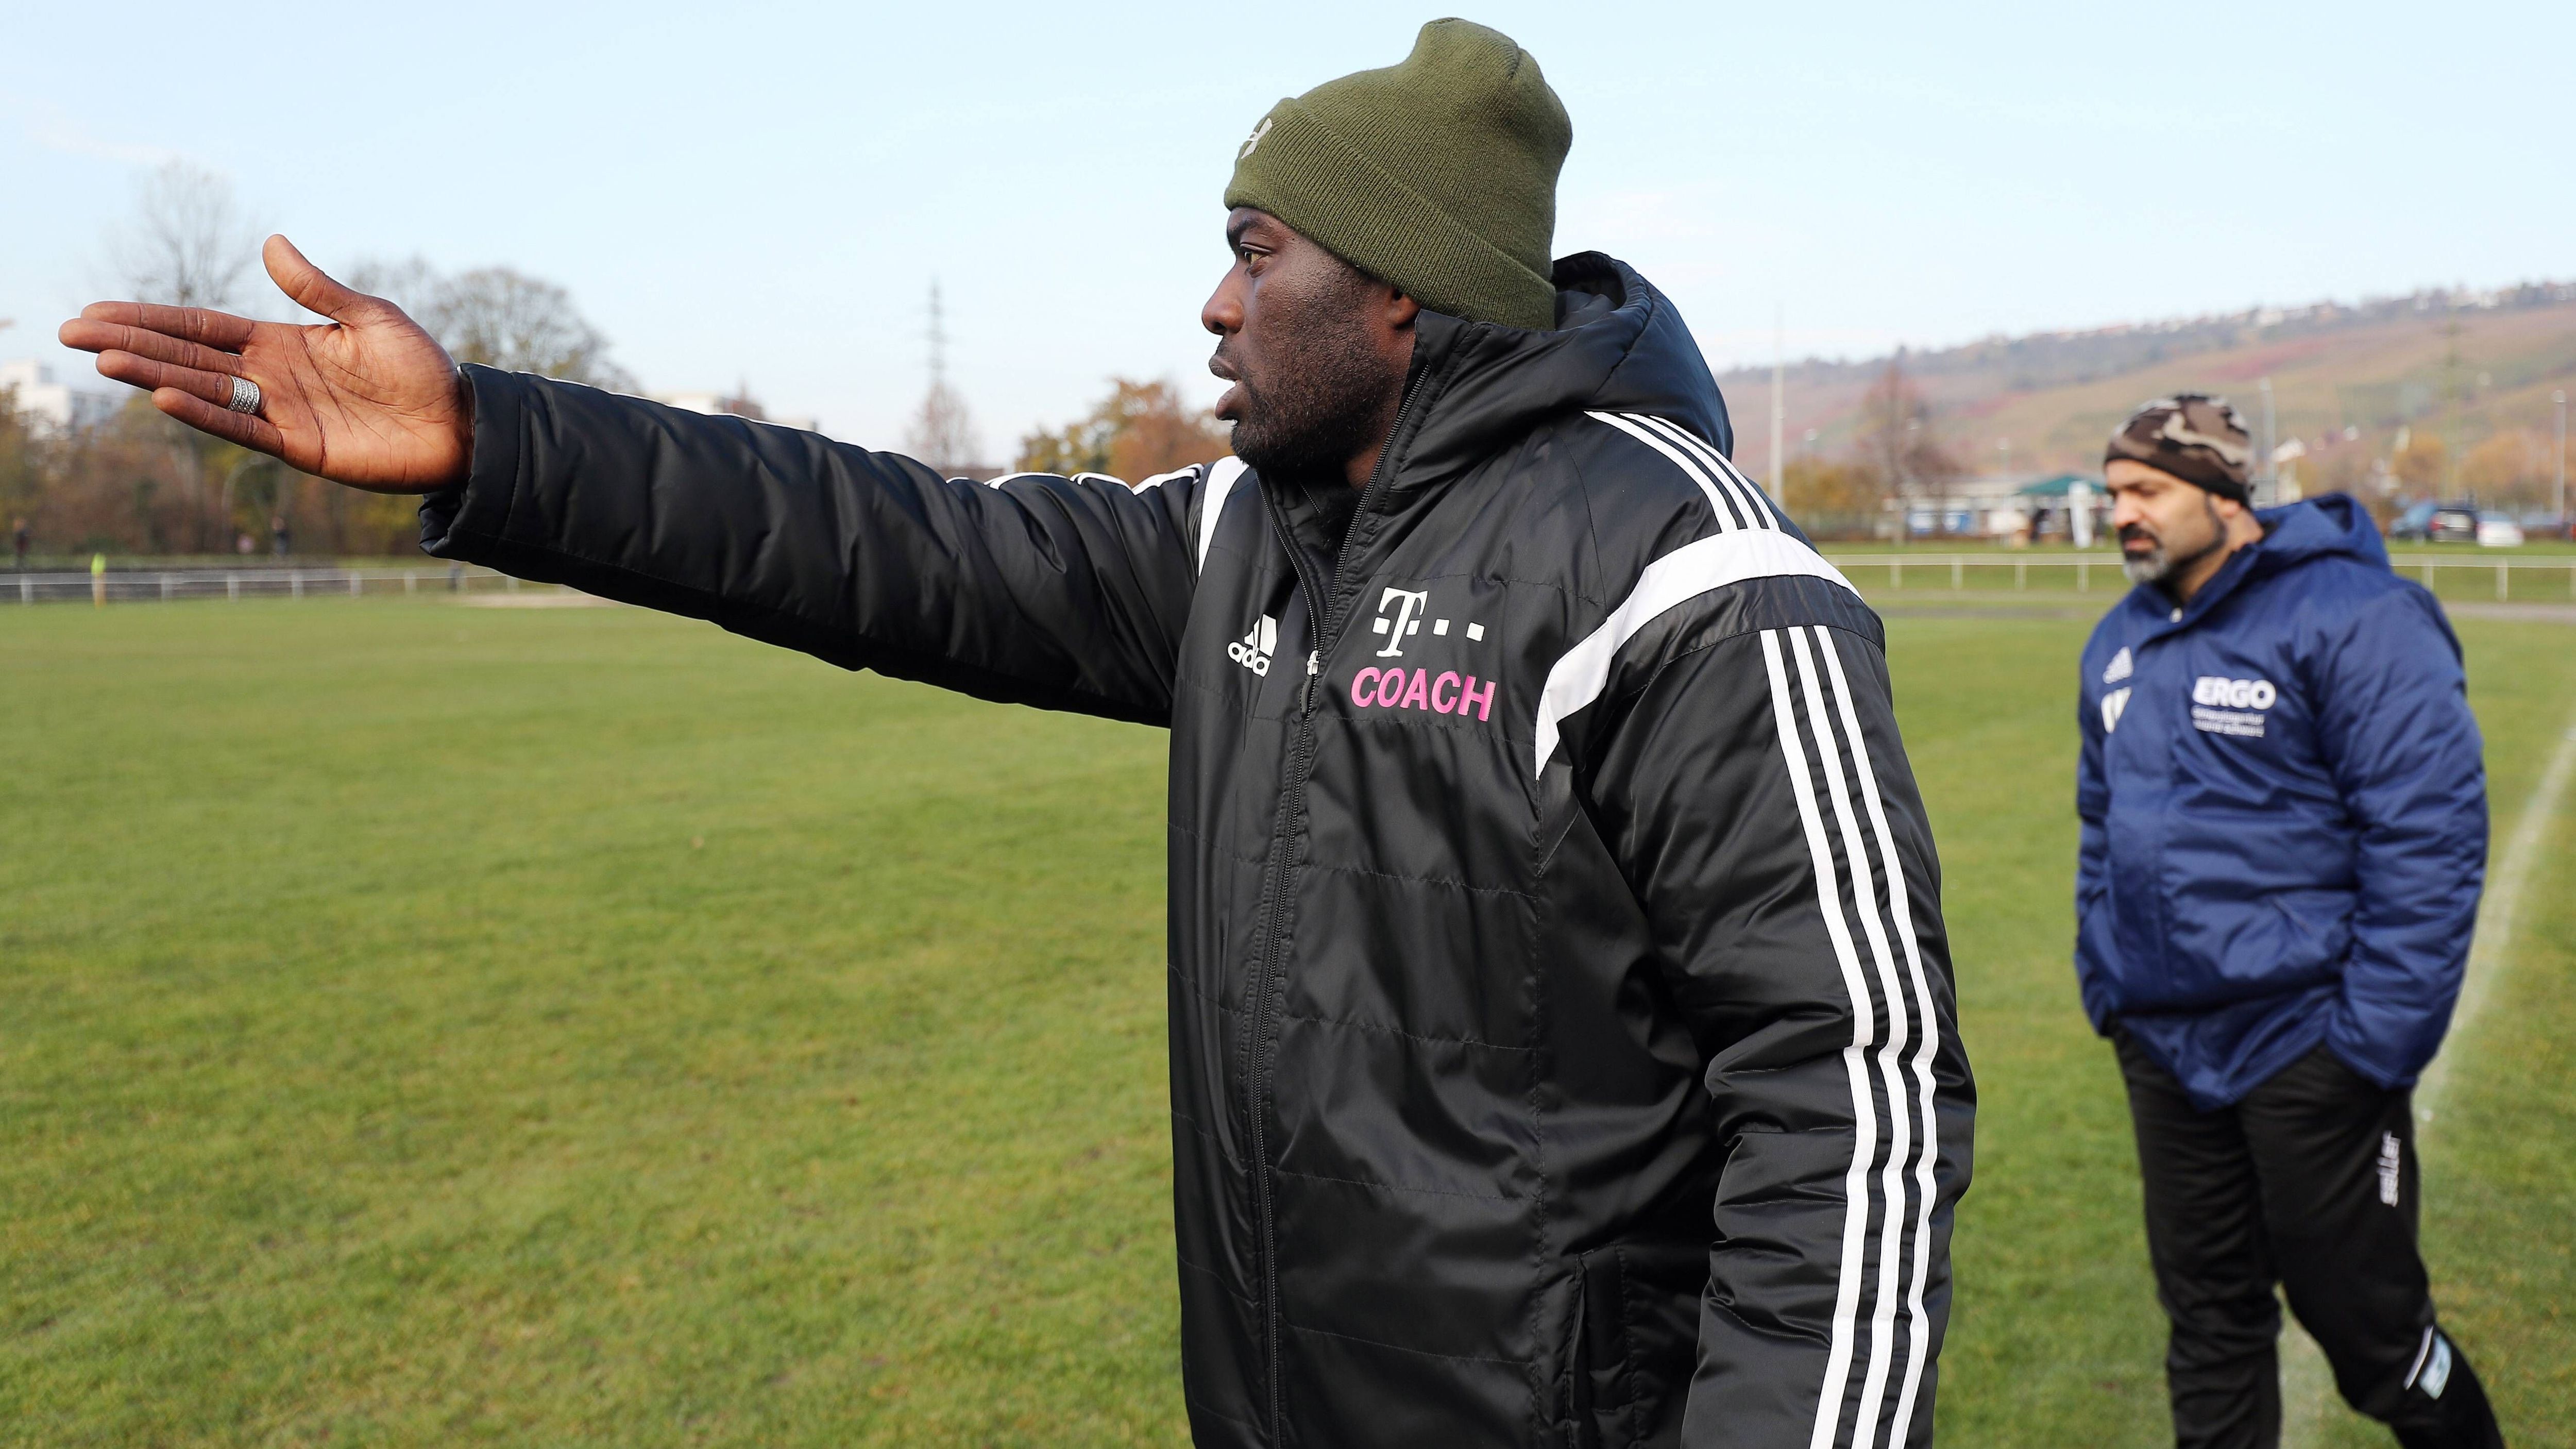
[{"x1": 1243, "y1": 371, "x2": 1427, "y2": 1443}]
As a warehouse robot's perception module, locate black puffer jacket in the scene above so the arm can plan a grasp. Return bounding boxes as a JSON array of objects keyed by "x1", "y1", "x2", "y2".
[{"x1": 424, "y1": 253, "x2": 1973, "y2": 1449}]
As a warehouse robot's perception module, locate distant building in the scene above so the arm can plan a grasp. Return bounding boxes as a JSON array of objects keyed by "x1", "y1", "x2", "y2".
[
  {"x1": 1903, "y1": 476, "x2": 2036, "y2": 538},
  {"x1": 656, "y1": 387, "x2": 822, "y2": 436},
  {"x1": 2, "y1": 359, "x2": 121, "y2": 434},
  {"x1": 2007, "y1": 474, "x2": 2109, "y2": 545}
]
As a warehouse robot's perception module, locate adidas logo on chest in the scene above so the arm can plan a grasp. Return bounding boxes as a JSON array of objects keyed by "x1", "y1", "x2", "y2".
[{"x1": 1228, "y1": 615, "x2": 1278, "y2": 676}]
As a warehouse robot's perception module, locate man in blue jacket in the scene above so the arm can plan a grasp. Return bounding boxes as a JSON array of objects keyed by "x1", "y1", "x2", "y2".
[{"x1": 2075, "y1": 395, "x2": 2502, "y2": 1448}]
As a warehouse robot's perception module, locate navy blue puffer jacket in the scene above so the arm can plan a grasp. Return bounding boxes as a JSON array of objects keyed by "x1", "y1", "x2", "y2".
[{"x1": 2075, "y1": 494, "x2": 2486, "y2": 1109}]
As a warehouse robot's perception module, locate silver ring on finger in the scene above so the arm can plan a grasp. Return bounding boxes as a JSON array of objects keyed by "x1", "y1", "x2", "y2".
[{"x1": 226, "y1": 375, "x2": 263, "y2": 415}]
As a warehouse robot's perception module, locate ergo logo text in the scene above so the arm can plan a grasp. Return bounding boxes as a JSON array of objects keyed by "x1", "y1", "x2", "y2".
[{"x1": 2192, "y1": 676, "x2": 2277, "y2": 710}]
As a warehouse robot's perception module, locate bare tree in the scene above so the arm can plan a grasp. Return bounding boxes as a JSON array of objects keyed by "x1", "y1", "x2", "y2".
[
  {"x1": 346, "y1": 258, "x2": 636, "y2": 391},
  {"x1": 1853, "y1": 357, "x2": 1961, "y2": 536},
  {"x1": 907, "y1": 379, "x2": 980, "y2": 478},
  {"x1": 110, "y1": 162, "x2": 261, "y2": 312},
  {"x1": 431, "y1": 268, "x2": 635, "y2": 390},
  {"x1": 341, "y1": 256, "x2": 445, "y2": 319},
  {"x1": 906, "y1": 280, "x2": 980, "y2": 475},
  {"x1": 104, "y1": 163, "x2": 271, "y2": 549}
]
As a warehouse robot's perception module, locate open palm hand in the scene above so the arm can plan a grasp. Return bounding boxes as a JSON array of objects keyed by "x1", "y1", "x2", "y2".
[{"x1": 60, "y1": 235, "x2": 471, "y2": 493}]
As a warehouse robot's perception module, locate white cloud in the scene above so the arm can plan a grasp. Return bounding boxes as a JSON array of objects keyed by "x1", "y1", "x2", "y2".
[{"x1": 8, "y1": 94, "x2": 184, "y2": 167}]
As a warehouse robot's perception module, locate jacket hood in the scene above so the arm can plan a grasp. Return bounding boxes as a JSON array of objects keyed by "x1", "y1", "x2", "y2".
[
  {"x1": 2124, "y1": 491, "x2": 2389, "y2": 631},
  {"x1": 2244, "y1": 492, "x2": 2388, "y2": 579},
  {"x1": 1389, "y1": 252, "x2": 1732, "y2": 492}
]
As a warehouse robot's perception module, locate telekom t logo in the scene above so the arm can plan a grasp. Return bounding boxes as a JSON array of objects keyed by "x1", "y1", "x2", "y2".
[{"x1": 1373, "y1": 587, "x2": 1430, "y2": 657}]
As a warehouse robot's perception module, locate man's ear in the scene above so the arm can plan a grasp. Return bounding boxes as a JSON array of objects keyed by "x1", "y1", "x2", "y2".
[{"x1": 1385, "y1": 291, "x2": 1421, "y2": 330}]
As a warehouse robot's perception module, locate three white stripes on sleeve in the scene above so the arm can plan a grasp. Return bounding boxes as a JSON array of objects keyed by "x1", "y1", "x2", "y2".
[{"x1": 1762, "y1": 625, "x2": 1944, "y2": 1449}]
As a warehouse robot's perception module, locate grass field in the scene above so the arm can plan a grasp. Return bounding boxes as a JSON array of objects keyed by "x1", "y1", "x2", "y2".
[{"x1": 4, "y1": 594, "x2": 2571, "y2": 1446}]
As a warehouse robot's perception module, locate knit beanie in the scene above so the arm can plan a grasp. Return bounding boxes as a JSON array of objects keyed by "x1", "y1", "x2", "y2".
[
  {"x1": 2105, "y1": 394, "x2": 2255, "y2": 503},
  {"x1": 1225, "y1": 19, "x2": 1571, "y2": 331}
]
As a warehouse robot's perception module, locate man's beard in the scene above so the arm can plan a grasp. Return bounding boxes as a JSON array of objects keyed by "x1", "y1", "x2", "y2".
[
  {"x1": 2119, "y1": 538, "x2": 2169, "y2": 585},
  {"x1": 2120, "y1": 493, "x2": 2226, "y2": 586},
  {"x1": 1216, "y1": 275, "x2": 1392, "y2": 481}
]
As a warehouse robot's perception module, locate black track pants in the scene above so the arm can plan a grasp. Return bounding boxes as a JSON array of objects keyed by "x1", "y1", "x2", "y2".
[{"x1": 2115, "y1": 1037, "x2": 2504, "y2": 1449}]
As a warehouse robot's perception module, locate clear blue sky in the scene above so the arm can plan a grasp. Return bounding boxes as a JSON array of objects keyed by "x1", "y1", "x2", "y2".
[{"x1": 5, "y1": 1, "x2": 2569, "y2": 453}]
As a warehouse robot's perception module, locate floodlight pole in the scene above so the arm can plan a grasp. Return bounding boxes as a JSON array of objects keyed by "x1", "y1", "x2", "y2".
[
  {"x1": 1769, "y1": 308, "x2": 1785, "y2": 488},
  {"x1": 2258, "y1": 376, "x2": 2276, "y2": 498},
  {"x1": 2556, "y1": 389, "x2": 2567, "y2": 524}
]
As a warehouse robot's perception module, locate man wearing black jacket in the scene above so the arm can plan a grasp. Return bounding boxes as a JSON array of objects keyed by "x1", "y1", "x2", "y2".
[{"x1": 64, "y1": 22, "x2": 1971, "y2": 1447}]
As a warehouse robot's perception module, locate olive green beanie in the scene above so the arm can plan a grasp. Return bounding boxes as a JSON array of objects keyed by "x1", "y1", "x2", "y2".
[{"x1": 1224, "y1": 19, "x2": 1571, "y2": 331}]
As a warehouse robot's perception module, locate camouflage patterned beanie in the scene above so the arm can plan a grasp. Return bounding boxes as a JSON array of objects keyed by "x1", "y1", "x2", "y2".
[{"x1": 2106, "y1": 394, "x2": 2253, "y2": 502}]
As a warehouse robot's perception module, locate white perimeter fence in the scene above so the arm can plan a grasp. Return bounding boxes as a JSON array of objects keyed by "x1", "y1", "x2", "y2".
[
  {"x1": 8, "y1": 555, "x2": 2574, "y2": 606},
  {"x1": 1818, "y1": 553, "x2": 2576, "y2": 602},
  {"x1": 4, "y1": 564, "x2": 562, "y2": 605}
]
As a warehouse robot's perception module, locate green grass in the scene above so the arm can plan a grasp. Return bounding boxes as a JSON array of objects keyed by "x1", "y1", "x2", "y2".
[
  {"x1": 1910, "y1": 611, "x2": 2576, "y2": 1447},
  {"x1": 3, "y1": 603, "x2": 1178, "y2": 1445},
  {"x1": 3, "y1": 598, "x2": 2570, "y2": 1446}
]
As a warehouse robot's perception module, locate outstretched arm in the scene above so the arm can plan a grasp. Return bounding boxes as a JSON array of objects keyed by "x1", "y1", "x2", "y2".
[
  {"x1": 426, "y1": 367, "x2": 1214, "y2": 723},
  {"x1": 63, "y1": 238, "x2": 1217, "y2": 722}
]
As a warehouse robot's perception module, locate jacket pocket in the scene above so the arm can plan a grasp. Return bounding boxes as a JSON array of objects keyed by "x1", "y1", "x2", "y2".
[{"x1": 1555, "y1": 1250, "x2": 1638, "y2": 1449}]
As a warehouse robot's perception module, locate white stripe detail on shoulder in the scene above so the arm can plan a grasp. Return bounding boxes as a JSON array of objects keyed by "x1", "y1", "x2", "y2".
[
  {"x1": 1529, "y1": 530, "x2": 1859, "y2": 776},
  {"x1": 985, "y1": 468, "x2": 1185, "y2": 493},
  {"x1": 1195, "y1": 457, "x2": 1249, "y2": 574},
  {"x1": 1584, "y1": 411, "x2": 1739, "y2": 529},
  {"x1": 1634, "y1": 412, "x2": 1786, "y2": 530},
  {"x1": 1629, "y1": 413, "x2": 1772, "y2": 530},
  {"x1": 1815, "y1": 625, "x2": 1945, "y2": 1443},
  {"x1": 1759, "y1": 629, "x2": 1883, "y2": 1449}
]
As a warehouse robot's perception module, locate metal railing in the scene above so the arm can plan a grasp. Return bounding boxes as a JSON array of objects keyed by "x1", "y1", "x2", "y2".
[
  {"x1": 5, "y1": 564, "x2": 543, "y2": 605},
  {"x1": 1820, "y1": 553, "x2": 2576, "y2": 602}
]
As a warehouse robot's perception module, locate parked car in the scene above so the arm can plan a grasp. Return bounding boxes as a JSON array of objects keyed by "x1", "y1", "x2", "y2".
[
  {"x1": 2388, "y1": 501, "x2": 2480, "y2": 542},
  {"x1": 2476, "y1": 512, "x2": 2525, "y2": 548}
]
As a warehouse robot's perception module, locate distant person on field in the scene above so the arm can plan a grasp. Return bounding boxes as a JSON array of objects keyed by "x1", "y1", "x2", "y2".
[
  {"x1": 59, "y1": 22, "x2": 1974, "y2": 1447},
  {"x1": 2076, "y1": 395, "x2": 2500, "y2": 1448},
  {"x1": 12, "y1": 516, "x2": 26, "y2": 570},
  {"x1": 270, "y1": 515, "x2": 290, "y2": 557}
]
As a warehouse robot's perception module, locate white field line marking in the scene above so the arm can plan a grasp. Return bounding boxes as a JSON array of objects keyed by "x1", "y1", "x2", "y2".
[
  {"x1": 2421, "y1": 721, "x2": 2576, "y2": 1115},
  {"x1": 2283, "y1": 719, "x2": 2576, "y2": 1448}
]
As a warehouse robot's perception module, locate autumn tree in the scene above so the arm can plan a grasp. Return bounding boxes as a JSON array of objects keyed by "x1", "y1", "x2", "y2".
[
  {"x1": 1778, "y1": 457, "x2": 1880, "y2": 540},
  {"x1": 2294, "y1": 437, "x2": 2376, "y2": 502},
  {"x1": 2461, "y1": 430, "x2": 2547, "y2": 510},
  {"x1": 0, "y1": 373, "x2": 38, "y2": 553},
  {"x1": 1016, "y1": 379, "x2": 1230, "y2": 484},
  {"x1": 2391, "y1": 430, "x2": 2446, "y2": 492}
]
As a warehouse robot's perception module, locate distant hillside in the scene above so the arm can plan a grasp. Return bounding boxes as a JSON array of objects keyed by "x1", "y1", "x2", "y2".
[{"x1": 1718, "y1": 281, "x2": 2576, "y2": 497}]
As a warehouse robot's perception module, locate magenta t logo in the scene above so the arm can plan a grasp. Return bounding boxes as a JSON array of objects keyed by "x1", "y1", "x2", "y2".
[{"x1": 1373, "y1": 587, "x2": 1429, "y2": 658}]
